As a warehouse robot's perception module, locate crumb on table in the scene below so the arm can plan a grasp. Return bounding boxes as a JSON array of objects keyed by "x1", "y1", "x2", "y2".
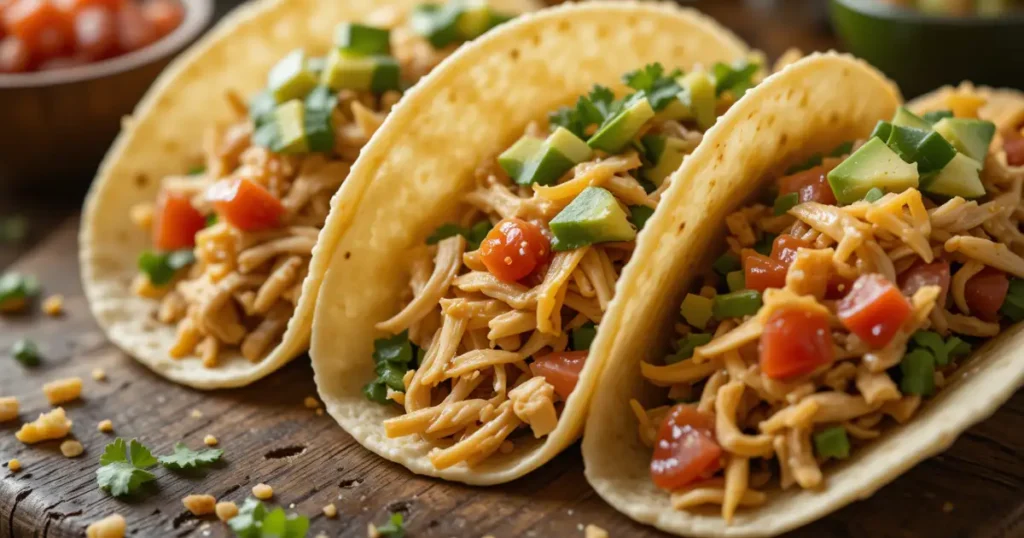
[
  {"x1": 182, "y1": 494, "x2": 217, "y2": 516},
  {"x1": 322, "y1": 503, "x2": 337, "y2": 518},
  {"x1": 8, "y1": 459, "x2": 21, "y2": 472},
  {"x1": 16, "y1": 407, "x2": 72, "y2": 444},
  {"x1": 203, "y1": 434, "x2": 218, "y2": 446},
  {"x1": 86, "y1": 514, "x2": 126, "y2": 538},
  {"x1": 585, "y1": 524, "x2": 609, "y2": 538},
  {"x1": 60, "y1": 439, "x2": 84, "y2": 458},
  {"x1": 98, "y1": 419, "x2": 114, "y2": 433},
  {"x1": 42, "y1": 377, "x2": 82, "y2": 405},
  {"x1": 0, "y1": 396, "x2": 19, "y2": 422},
  {"x1": 252, "y1": 483, "x2": 273, "y2": 500},
  {"x1": 92, "y1": 368, "x2": 106, "y2": 381},
  {"x1": 215, "y1": 501, "x2": 239, "y2": 522},
  {"x1": 42, "y1": 294, "x2": 63, "y2": 316}
]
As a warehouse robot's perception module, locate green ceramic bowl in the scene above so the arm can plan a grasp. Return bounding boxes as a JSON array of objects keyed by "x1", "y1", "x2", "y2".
[{"x1": 830, "y1": 0, "x2": 1024, "y2": 98}]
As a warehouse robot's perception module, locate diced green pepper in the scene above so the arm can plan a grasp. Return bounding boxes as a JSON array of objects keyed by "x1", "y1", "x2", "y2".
[
  {"x1": 571, "y1": 322, "x2": 598, "y2": 351},
  {"x1": 410, "y1": 3, "x2": 462, "y2": 48},
  {"x1": 12, "y1": 338, "x2": 40, "y2": 367},
  {"x1": 712, "y1": 252, "x2": 741, "y2": 275},
  {"x1": 773, "y1": 192, "x2": 800, "y2": 215},
  {"x1": 334, "y1": 23, "x2": 390, "y2": 55},
  {"x1": 268, "y1": 49, "x2": 318, "y2": 103},
  {"x1": 900, "y1": 349, "x2": 936, "y2": 396},
  {"x1": 680, "y1": 293, "x2": 713, "y2": 330},
  {"x1": 273, "y1": 99, "x2": 309, "y2": 154},
  {"x1": 726, "y1": 271, "x2": 745, "y2": 293},
  {"x1": 628, "y1": 205, "x2": 655, "y2": 231},
  {"x1": 712, "y1": 290, "x2": 762, "y2": 320},
  {"x1": 813, "y1": 426, "x2": 850, "y2": 459},
  {"x1": 863, "y1": 187, "x2": 885, "y2": 203},
  {"x1": 1000, "y1": 278, "x2": 1024, "y2": 322},
  {"x1": 666, "y1": 333, "x2": 712, "y2": 364}
]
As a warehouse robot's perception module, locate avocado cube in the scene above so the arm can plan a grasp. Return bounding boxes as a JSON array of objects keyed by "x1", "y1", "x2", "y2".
[
  {"x1": 677, "y1": 71, "x2": 717, "y2": 131},
  {"x1": 891, "y1": 106, "x2": 932, "y2": 130},
  {"x1": 549, "y1": 187, "x2": 636, "y2": 251},
  {"x1": 921, "y1": 152, "x2": 985, "y2": 199},
  {"x1": 499, "y1": 128, "x2": 591, "y2": 186},
  {"x1": 826, "y1": 137, "x2": 919, "y2": 205},
  {"x1": 498, "y1": 135, "x2": 544, "y2": 183},
  {"x1": 933, "y1": 118, "x2": 996, "y2": 163},
  {"x1": 456, "y1": 0, "x2": 493, "y2": 39},
  {"x1": 548, "y1": 126, "x2": 593, "y2": 163},
  {"x1": 273, "y1": 99, "x2": 309, "y2": 154},
  {"x1": 641, "y1": 135, "x2": 691, "y2": 186},
  {"x1": 321, "y1": 50, "x2": 399, "y2": 94},
  {"x1": 680, "y1": 293, "x2": 714, "y2": 330},
  {"x1": 303, "y1": 86, "x2": 337, "y2": 153},
  {"x1": 869, "y1": 120, "x2": 893, "y2": 142},
  {"x1": 411, "y1": 3, "x2": 461, "y2": 48},
  {"x1": 249, "y1": 90, "x2": 277, "y2": 127},
  {"x1": 588, "y1": 95, "x2": 655, "y2": 154},
  {"x1": 885, "y1": 125, "x2": 956, "y2": 174},
  {"x1": 268, "y1": 49, "x2": 318, "y2": 104},
  {"x1": 335, "y1": 23, "x2": 391, "y2": 55}
]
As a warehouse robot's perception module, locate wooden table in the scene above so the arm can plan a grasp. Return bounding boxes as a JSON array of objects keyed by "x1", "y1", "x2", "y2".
[{"x1": 2, "y1": 2, "x2": 1022, "y2": 537}]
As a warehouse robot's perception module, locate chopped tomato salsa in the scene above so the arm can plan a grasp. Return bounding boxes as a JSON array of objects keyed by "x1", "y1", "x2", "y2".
[
  {"x1": 743, "y1": 252, "x2": 787, "y2": 292},
  {"x1": 964, "y1": 268, "x2": 1009, "y2": 321},
  {"x1": 152, "y1": 191, "x2": 204, "y2": 251},
  {"x1": 207, "y1": 178, "x2": 285, "y2": 232},
  {"x1": 650, "y1": 404, "x2": 722, "y2": 491},
  {"x1": 760, "y1": 306, "x2": 834, "y2": 379},
  {"x1": 899, "y1": 260, "x2": 950, "y2": 305},
  {"x1": 837, "y1": 273, "x2": 912, "y2": 348},
  {"x1": 1003, "y1": 133, "x2": 1024, "y2": 167},
  {"x1": 770, "y1": 234, "x2": 812, "y2": 265},
  {"x1": 777, "y1": 164, "x2": 838, "y2": 205},
  {"x1": 480, "y1": 218, "x2": 550, "y2": 284},
  {"x1": 529, "y1": 350, "x2": 586, "y2": 401}
]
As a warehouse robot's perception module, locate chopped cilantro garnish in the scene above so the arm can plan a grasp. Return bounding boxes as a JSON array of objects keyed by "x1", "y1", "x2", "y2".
[
  {"x1": 364, "y1": 331, "x2": 417, "y2": 404},
  {"x1": 571, "y1": 322, "x2": 598, "y2": 351},
  {"x1": 426, "y1": 220, "x2": 492, "y2": 250},
  {"x1": 549, "y1": 85, "x2": 617, "y2": 139},
  {"x1": 12, "y1": 338, "x2": 40, "y2": 367},
  {"x1": 622, "y1": 63, "x2": 683, "y2": 111},
  {"x1": 137, "y1": 249, "x2": 195, "y2": 286},
  {"x1": 229, "y1": 498, "x2": 310, "y2": 538},
  {"x1": 376, "y1": 513, "x2": 406, "y2": 538},
  {"x1": 711, "y1": 60, "x2": 759, "y2": 98},
  {"x1": 910, "y1": 330, "x2": 972, "y2": 366},
  {"x1": 628, "y1": 205, "x2": 655, "y2": 231},
  {"x1": 158, "y1": 442, "x2": 223, "y2": 471},
  {"x1": 96, "y1": 438, "x2": 158, "y2": 497},
  {"x1": 0, "y1": 272, "x2": 40, "y2": 311},
  {"x1": 249, "y1": 90, "x2": 277, "y2": 128}
]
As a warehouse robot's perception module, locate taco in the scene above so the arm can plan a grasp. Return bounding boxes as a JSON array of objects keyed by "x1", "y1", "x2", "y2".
[
  {"x1": 583, "y1": 54, "x2": 1024, "y2": 537},
  {"x1": 80, "y1": 0, "x2": 541, "y2": 389},
  {"x1": 308, "y1": 1, "x2": 759, "y2": 484}
]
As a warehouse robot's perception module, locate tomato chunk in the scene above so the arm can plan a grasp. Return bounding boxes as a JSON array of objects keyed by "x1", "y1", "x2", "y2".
[
  {"x1": 650, "y1": 404, "x2": 722, "y2": 491},
  {"x1": 770, "y1": 234, "x2": 812, "y2": 265},
  {"x1": 207, "y1": 178, "x2": 285, "y2": 232},
  {"x1": 529, "y1": 350, "x2": 587, "y2": 401},
  {"x1": 115, "y1": 0, "x2": 155, "y2": 52},
  {"x1": 0, "y1": 36, "x2": 30, "y2": 72},
  {"x1": 899, "y1": 260, "x2": 950, "y2": 305},
  {"x1": 480, "y1": 218, "x2": 550, "y2": 284},
  {"x1": 760, "y1": 306, "x2": 834, "y2": 379},
  {"x1": 152, "y1": 191, "x2": 204, "y2": 251},
  {"x1": 4, "y1": 0, "x2": 72, "y2": 59},
  {"x1": 964, "y1": 268, "x2": 1009, "y2": 321},
  {"x1": 743, "y1": 252, "x2": 787, "y2": 292},
  {"x1": 778, "y1": 164, "x2": 838, "y2": 205},
  {"x1": 837, "y1": 273, "x2": 912, "y2": 348},
  {"x1": 141, "y1": 0, "x2": 182, "y2": 39},
  {"x1": 72, "y1": 5, "x2": 115, "y2": 60},
  {"x1": 1004, "y1": 135, "x2": 1024, "y2": 167}
]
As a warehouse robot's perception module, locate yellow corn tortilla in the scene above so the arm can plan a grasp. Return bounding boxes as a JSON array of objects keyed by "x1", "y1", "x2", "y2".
[
  {"x1": 308, "y1": 1, "x2": 752, "y2": 484},
  {"x1": 79, "y1": 0, "x2": 541, "y2": 390},
  {"x1": 584, "y1": 54, "x2": 1023, "y2": 537}
]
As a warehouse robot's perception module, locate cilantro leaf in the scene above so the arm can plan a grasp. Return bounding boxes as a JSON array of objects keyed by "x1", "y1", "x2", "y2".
[
  {"x1": 376, "y1": 513, "x2": 406, "y2": 538},
  {"x1": 96, "y1": 438, "x2": 157, "y2": 497},
  {"x1": 711, "y1": 60, "x2": 759, "y2": 98},
  {"x1": 158, "y1": 443, "x2": 224, "y2": 471},
  {"x1": 229, "y1": 498, "x2": 310, "y2": 538},
  {"x1": 549, "y1": 85, "x2": 616, "y2": 138},
  {"x1": 372, "y1": 330, "x2": 414, "y2": 365},
  {"x1": 366, "y1": 331, "x2": 418, "y2": 403},
  {"x1": 138, "y1": 249, "x2": 196, "y2": 286},
  {"x1": 623, "y1": 63, "x2": 683, "y2": 111}
]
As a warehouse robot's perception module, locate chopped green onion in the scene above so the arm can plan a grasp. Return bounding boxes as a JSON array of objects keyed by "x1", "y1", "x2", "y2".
[
  {"x1": 571, "y1": 322, "x2": 598, "y2": 351},
  {"x1": 726, "y1": 270, "x2": 745, "y2": 293},
  {"x1": 712, "y1": 252, "x2": 741, "y2": 275},
  {"x1": 12, "y1": 338, "x2": 40, "y2": 367},
  {"x1": 680, "y1": 293, "x2": 714, "y2": 330},
  {"x1": 910, "y1": 330, "x2": 972, "y2": 366},
  {"x1": 713, "y1": 290, "x2": 762, "y2": 320},
  {"x1": 666, "y1": 333, "x2": 712, "y2": 364},
  {"x1": 0, "y1": 272, "x2": 40, "y2": 311},
  {"x1": 772, "y1": 192, "x2": 800, "y2": 216},
  {"x1": 628, "y1": 205, "x2": 655, "y2": 231},
  {"x1": 813, "y1": 426, "x2": 850, "y2": 459},
  {"x1": 828, "y1": 141, "x2": 854, "y2": 157},
  {"x1": 945, "y1": 336, "x2": 971, "y2": 362},
  {"x1": 137, "y1": 250, "x2": 196, "y2": 287},
  {"x1": 922, "y1": 110, "x2": 953, "y2": 124},
  {"x1": 900, "y1": 349, "x2": 936, "y2": 396},
  {"x1": 863, "y1": 187, "x2": 885, "y2": 203}
]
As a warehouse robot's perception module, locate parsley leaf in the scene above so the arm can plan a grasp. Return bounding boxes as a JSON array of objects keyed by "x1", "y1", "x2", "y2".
[
  {"x1": 96, "y1": 438, "x2": 157, "y2": 497},
  {"x1": 229, "y1": 498, "x2": 309, "y2": 538},
  {"x1": 623, "y1": 63, "x2": 682, "y2": 111},
  {"x1": 376, "y1": 513, "x2": 406, "y2": 538},
  {"x1": 158, "y1": 443, "x2": 224, "y2": 471}
]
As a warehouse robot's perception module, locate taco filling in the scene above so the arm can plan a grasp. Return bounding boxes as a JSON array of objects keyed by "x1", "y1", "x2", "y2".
[
  {"x1": 634, "y1": 94, "x2": 1024, "y2": 521},
  {"x1": 126, "y1": 1, "x2": 518, "y2": 368},
  {"x1": 367, "y1": 60, "x2": 762, "y2": 469}
]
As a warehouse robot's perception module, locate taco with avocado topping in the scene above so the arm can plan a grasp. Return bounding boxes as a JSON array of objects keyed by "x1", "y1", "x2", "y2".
[
  {"x1": 308, "y1": 1, "x2": 760, "y2": 484},
  {"x1": 583, "y1": 55, "x2": 1024, "y2": 537},
  {"x1": 80, "y1": 0, "x2": 540, "y2": 389}
]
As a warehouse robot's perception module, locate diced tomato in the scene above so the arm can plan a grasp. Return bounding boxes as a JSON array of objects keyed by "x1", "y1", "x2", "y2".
[
  {"x1": 899, "y1": 260, "x2": 951, "y2": 305},
  {"x1": 759, "y1": 306, "x2": 834, "y2": 379},
  {"x1": 480, "y1": 218, "x2": 551, "y2": 284},
  {"x1": 207, "y1": 178, "x2": 285, "y2": 232},
  {"x1": 529, "y1": 350, "x2": 587, "y2": 401},
  {"x1": 777, "y1": 164, "x2": 838, "y2": 205},
  {"x1": 837, "y1": 273, "x2": 912, "y2": 348},
  {"x1": 826, "y1": 273, "x2": 854, "y2": 300},
  {"x1": 72, "y1": 5, "x2": 115, "y2": 59},
  {"x1": 1004, "y1": 133, "x2": 1024, "y2": 167},
  {"x1": 4, "y1": 0, "x2": 73, "y2": 60},
  {"x1": 0, "y1": 36, "x2": 30, "y2": 72},
  {"x1": 650, "y1": 404, "x2": 722, "y2": 491},
  {"x1": 152, "y1": 191, "x2": 204, "y2": 251},
  {"x1": 115, "y1": 0, "x2": 155, "y2": 52},
  {"x1": 964, "y1": 268, "x2": 1009, "y2": 321},
  {"x1": 743, "y1": 251, "x2": 787, "y2": 292},
  {"x1": 55, "y1": 0, "x2": 123, "y2": 13},
  {"x1": 142, "y1": 0, "x2": 181, "y2": 39},
  {"x1": 770, "y1": 234, "x2": 812, "y2": 265}
]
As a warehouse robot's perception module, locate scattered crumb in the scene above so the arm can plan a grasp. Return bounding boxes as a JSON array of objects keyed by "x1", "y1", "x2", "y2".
[
  {"x1": 16, "y1": 407, "x2": 72, "y2": 444},
  {"x1": 576, "y1": 523, "x2": 584, "y2": 531},
  {"x1": 98, "y1": 419, "x2": 114, "y2": 433},
  {"x1": 42, "y1": 377, "x2": 83, "y2": 405},
  {"x1": 0, "y1": 396, "x2": 19, "y2": 422},
  {"x1": 190, "y1": 409, "x2": 203, "y2": 419},
  {"x1": 304, "y1": 396, "x2": 320, "y2": 409},
  {"x1": 567, "y1": 509, "x2": 574, "y2": 516},
  {"x1": 182, "y1": 494, "x2": 217, "y2": 516},
  {"x1": 314, "y1": 534, "x2": 329, "y2": 538},
  {"x1": 86, "y1": 513, "x2": 126, "y2": 538},
  {"x1": 92, "y1": 368, "x2": 106, "y2": 381},
  {"x1": 8, "y1": 459, "x2": 21, "y2": 472},
  {"x1": 367, "y1": 523, "x2": 379, "y2": 538},
  {"x1": 215, "y1": 501, "x2": 238, "y2": 522},
  {"x1": 943, "y1": 501, "x2": 954, "y2": 513},
  {"x1": 289, "y1": 503, "x2": 295, "y2": 509},
  {"x1": 315, "y1": 408, "x2": 324, "y2": 416},
  {"x1": 252, "y1": 483, "x2": 273, "y2": 500},
  {"x1": 322, "y1": 503, "x2": 337, "y2": 518},
  {"x1": 203, "y1": 434, "x2": 218, "y2": 447},
  {"x1": 585, "y1": 524, "x2": 609, "y2": 538},
  {"x1": 60, "y1": 440, "x2": 84, "y2": 458},
  {"x1": 42, "y1": 294, "x2": 64, "y2": 316}
]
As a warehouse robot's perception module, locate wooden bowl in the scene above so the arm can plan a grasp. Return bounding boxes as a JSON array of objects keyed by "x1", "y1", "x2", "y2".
[{"x1": 0, "y1": 0, "x2": 214, "y2": 194}]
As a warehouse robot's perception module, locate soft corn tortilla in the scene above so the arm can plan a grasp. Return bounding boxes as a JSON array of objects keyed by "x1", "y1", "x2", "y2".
[
  {"x1": 309, "y1": 1, "x2": 752, "y2": 485},
  {"x1": 584, "y1": 54, "x2": 1024, "y2": 537},
  {"x1": 80, "y1": 0, "x2": 540, "y2": 390}
]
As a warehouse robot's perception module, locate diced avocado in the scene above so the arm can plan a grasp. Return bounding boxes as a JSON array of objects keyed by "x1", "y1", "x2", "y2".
[
  {"x1": 498, "y1": 136, "x2": 545, "y2": 183},
  {"x1": 628, "y1": 205, "x2": 655, "y2": 231},
  {"x1": 588, "y1": 94, "x2": 655, "y2": 154},
  {"x1": 303, "y1": 86, "x2": 337, "y2": 153},
  {"x1": 655, "y1": 97, "x2": 691, "y2": 121},
  {"x1": 641, "y1": 135, "x2": 690, "y2": 186},
  {"x1": 549, "y1": 187, "x2": 636, "y2": 251},
  {"x1": 548, "y1": 126, "x2": 593, "y2": 163},
  {"x1": 933, "y1": 118, "x2": 996, "y2": 163},
  {"x1": 863, "y1": 186, "x2": 885, "y2": 203},
  {"x1": 273, "y1": 100, "x2": 309, "y2": 154},
  {"x1": 921, "y1": 152, "x2": 985, "y2": 199},
  {"x1": 680, "y1": 293, "x2": 714, "y2": 330},
  {"x1": 869, "y1": 120, "x2": 893, "y2": 142},
  {"x1": 306, "y1": 56, "x2": 326, "y2": 75},
  {"x1": 498, "y1": 128, "x2": 591, "y2": 186},
  {"x1": 885, "y1": 125, "x2": 956, "y2": 174},
  {"x1": 923, "y1": 110, "x2": 953, "y2": 124},
  {"x1": 456, "y1": 0, "x2": 495, "y2": 39},
  {"x1": 249, "y1": 90, "x2": 277, "y2": 127},
  {"x1": 676, "y1": 71, "x2": 716, "y2": 130},
  {"x1": 826, "y1": 137, "x2": 919, "y2": 205},
  {"x1": 410, "y1": 3, "x2": 461, "y2": 48},
  {"x1": 334, "y1": 23, "x2": 391, "y2": 55},
  {"x1": 268, "y1": 49, "x2": 318, "y2": 104},
  {"x1": 321, "y1": 49, "x2": 400, "y2": 94},
  {"x1": 891, "y1": 106, "x2": 932, "y2": 130}
]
